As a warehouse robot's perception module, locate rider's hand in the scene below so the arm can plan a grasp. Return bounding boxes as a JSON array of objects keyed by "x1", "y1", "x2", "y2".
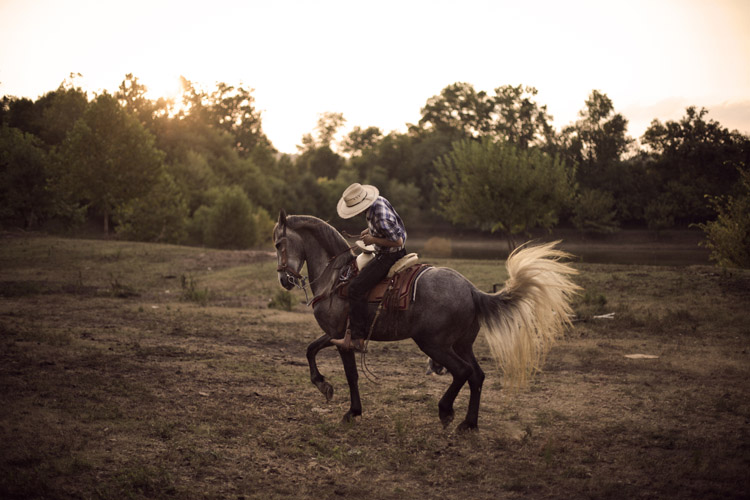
[{"x1": 360, "y1": 228, "x2": 370, "y2": 238}]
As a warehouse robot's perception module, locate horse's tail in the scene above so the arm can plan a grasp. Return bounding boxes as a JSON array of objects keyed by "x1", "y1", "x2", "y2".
[{"x1": 473, "y1": 241, "x2": 580, "y2": 388}]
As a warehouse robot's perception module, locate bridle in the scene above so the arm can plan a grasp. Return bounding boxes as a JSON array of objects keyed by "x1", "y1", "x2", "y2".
[
  {"x1": 275, "y1": 223, "x2": 358, "y2": 306},
  {"x1": 275, "y1": 224, "x2": 308, "y2": 290}
]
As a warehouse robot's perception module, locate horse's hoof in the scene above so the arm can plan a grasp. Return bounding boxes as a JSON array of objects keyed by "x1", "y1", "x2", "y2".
[
  {"x1": 341, "y1": 410, "x2": 361, "y2": 424},
  {"x1": 456, "y1": 420, "x2": 479, "y2": 432},
  {"x1": 318, "y1": 381, "x2": 333, "y2": 402},
  {"x1": 314, "y1": 378, "x2": 333, "y2": 401},
  {"x1": 439, "y1": 409, "x2": 455, "y2": 428}
]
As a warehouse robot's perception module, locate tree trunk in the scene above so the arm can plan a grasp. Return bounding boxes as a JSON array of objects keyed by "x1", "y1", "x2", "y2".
[{"x1": 506, "y1": 233, "x2": 517, "y2": 253}]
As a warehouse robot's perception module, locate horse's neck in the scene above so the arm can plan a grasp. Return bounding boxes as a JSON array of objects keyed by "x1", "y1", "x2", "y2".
[{"x1": 302, "y1": 229, "x2": 351, "y2": 297}]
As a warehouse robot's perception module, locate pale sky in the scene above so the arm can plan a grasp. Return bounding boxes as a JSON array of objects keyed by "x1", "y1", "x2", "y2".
[{"x1": 1, "y1": 0, "x2": 749, "y2": 154}]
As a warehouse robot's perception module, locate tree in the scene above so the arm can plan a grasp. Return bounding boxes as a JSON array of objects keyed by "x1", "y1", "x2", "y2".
[
  {"x1": 419, "y1": 82, "x2": 493, "y2": 141},
  {"x1": 0, "y1": 126, "x2": 52, "y2": 228},
  {"x1": 57, "y1": 93, "x2": 165, "y2": 233},
  {"x1": 114, "y1": 171, "x2": 189, "y2": 243},
  {"x1": 33, "y1": 85, "x2": 89, "y2": 147},
  {"x1": 434, "y1": 138, "x2": 575, "y2": 249},
  {"x1": 642, "y1": 106, "x2": 750, "y2": 225},
  {"x1": 299, "y1": 112, "x2": 346, "y2": 151},
  {"x1": 116, "y1": 73, "x2": 168, "y2": 129},
  {"x1": 172, "y1": 77, "x2": 274, "y2": 162},
  {"x1": 206, "y1": 82, "x2": 271, "y2": 157},
  {"x1": 492, "y1": 84, "x2": 555, "y2": 150},
  {"x1": 297, "y1": 112, "x2": 347, "y2": 179},
  {"x1": 340, "y1": 126, "x2": 383, "y2": 156},
  {"x1": 1, "y1": 81, "x2": 88, "y2": 149},
  {"x1": 561, "y1": 90, "x2": 633, "y2": 191}
]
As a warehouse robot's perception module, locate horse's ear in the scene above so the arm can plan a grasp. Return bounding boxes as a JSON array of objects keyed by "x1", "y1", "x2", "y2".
[{"x1": 278, "y1": 209, "x2": 287, "y2": 226}]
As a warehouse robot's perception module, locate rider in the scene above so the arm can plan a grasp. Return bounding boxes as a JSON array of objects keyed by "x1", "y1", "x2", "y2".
[{"x1": 330, "y1": 183, "x2": 407, "y2": 351}]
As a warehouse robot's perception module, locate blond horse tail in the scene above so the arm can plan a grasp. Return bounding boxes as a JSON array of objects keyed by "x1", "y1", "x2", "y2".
[{"x1": 473, "y1": 241, "x2": 580, "y2": 388}]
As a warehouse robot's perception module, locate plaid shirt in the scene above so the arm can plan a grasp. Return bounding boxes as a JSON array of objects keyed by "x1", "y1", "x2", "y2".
[{"x1": 366, "y1": 196, "x2": 407, "y2": 254}]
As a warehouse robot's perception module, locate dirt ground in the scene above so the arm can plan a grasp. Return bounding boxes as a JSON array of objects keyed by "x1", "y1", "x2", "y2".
[{"x1": 0, "y1": 234, "x2": 748, "y2": 499}]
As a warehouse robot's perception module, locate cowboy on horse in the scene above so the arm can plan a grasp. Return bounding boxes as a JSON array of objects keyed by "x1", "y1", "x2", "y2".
[{"x1": 330, "y1": 183, "x2": 407, "y2": 352}]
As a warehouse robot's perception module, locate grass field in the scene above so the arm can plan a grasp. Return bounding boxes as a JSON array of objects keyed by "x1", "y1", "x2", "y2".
[{"x1": 1, "y1": 233, "x2": 748, "y2": 499}]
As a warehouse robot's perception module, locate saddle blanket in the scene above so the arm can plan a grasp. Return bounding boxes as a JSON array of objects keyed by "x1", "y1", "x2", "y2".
[{"x1": 338, "y1": 263, "x2": 432, "y2": 310}]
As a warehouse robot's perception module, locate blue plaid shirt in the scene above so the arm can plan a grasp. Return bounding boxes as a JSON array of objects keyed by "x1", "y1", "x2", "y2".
[{"x1": 366, "y1": 196, "x2": 407, "y2": 254}]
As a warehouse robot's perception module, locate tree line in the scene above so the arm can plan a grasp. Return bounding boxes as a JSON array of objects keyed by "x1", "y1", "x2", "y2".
[{"x1": 1, "y1": 75, "x2": 748, "y2": 266}]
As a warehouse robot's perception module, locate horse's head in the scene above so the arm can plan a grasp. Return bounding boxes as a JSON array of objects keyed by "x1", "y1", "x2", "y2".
[{"x1": 273, "y1": 210, "x2": 306, "y2": 290}]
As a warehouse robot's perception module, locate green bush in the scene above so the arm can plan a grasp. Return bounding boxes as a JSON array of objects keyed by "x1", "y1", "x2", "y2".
[
  {"x1": 268, "y1": 289, "x2": 295, "y2": 311},
  {"x1": 187, "y1": 185, "x2": 273, "y2": 249},
  {"x1": 205, "y1": 185, "x2": 256, "y2": 249},
  {"x1": 114, "y1": 172, "x2": 188, "y2": 244},
  {"x1": 696, "y1": 168, "x2": 750, "y2": 268}
]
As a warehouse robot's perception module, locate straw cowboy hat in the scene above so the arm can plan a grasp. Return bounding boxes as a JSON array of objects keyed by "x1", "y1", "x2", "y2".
[{"x1": 337, "y1": 183, "x2": 379, "y2": 219}]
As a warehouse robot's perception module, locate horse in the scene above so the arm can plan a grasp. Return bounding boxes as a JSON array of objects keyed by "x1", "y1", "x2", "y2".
[{"x1": 273, "y1": 211, "x2": 579, "y2": 431}]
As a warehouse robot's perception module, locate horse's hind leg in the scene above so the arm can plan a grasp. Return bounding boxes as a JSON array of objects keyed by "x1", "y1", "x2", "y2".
[
  {"x1": 415, "y1": 340, "x2": 473, "y2": 428},
  {"x1": 307, "y1": 334, "x2": 334, "y2": 401},
  {"x1": 454, "y1": 342, "x2": 485, "y2": 431}
]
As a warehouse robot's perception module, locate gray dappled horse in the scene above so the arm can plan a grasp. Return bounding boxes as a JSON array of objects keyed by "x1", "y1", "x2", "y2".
[{"x1": 273, "y1": 211, "x2": 579, "y2": 431}]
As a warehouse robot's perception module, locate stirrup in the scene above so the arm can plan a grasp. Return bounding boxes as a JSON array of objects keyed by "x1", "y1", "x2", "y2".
[{"x1": 331, "y1": 330, "x2": 367, "y2": 352}]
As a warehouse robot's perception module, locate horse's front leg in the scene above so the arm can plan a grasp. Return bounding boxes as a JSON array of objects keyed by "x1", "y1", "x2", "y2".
[
  {"x1": 338, "y1": 348, "x2": 362, "y2": 423},
  {"x1": 307, "y1": 334, "x2": 334, "y2": 401}
]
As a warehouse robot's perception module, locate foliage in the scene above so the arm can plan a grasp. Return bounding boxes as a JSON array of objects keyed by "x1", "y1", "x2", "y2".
[
  {"x1": 571, "y1": 188, "x2": 619, "y2": 234},
  {"x1": 340, "y1": 126, "x2": 383, "y2": 156},
  {"x1": 434, "y1": 138, "x2": 575, "y2": 248},
  {"x1": 114, "y1": 172, "x2": 189, "y2": 244},
  {"x1": 419, "y1": 82, "x2": 493, "y2": 141},
  {"x1": 56, "y1": 93, "x2": 165, "y2": 233},
  {"x1": 0, "y1": 126, "x2": 53, "y2": 228},
  {"x1": 2, "y1": 75, "x2": 749, "y2": 244},
  {"x1": 268, "y1": 289, "x2": 295, "y2": 311},
  {"x1": 177, "y1": 78, "x2": 272, "y2": 158},
  {"x1": 696, "y1": 167, "x2": 750, "y2": 268},
  {"x1": 642, "y1": 106, "x2": 750, "y2": 224},
  {"x1": 491, "y1": 84, "x2": 555, "y2": 150},
  {"x1": 418, "y1": 83, "x2": 556, "y2": 151},
  {"x1": 116, "y1": 73, "x2": 168, "y2": 128},
  {"x1": 644, "y1": 195, "x2": 677, "y2": 233},
  {"x1": 189, "y1": 185, "x2": 272, "y2": 249},
  {"x1": 560, "y1": 90, "x2": 633, "y2": 193},
  {"x1": 1, "y1": 82, "x2": 88, "y2": 147},
  {"x1": 31, "y1": 84, "x2": 90, "y2": 146},
  {"x1": 166, "y1": 150, "x2": 221, "y2": 213}
]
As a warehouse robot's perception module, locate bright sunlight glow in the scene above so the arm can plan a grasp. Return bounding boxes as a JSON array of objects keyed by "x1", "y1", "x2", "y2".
[
  {"x1": 143, "y1": 74, "x2": 184, "y2": 101},
  {"x1": 0, "y1": 0, "x2": 748, "y2": 153}
]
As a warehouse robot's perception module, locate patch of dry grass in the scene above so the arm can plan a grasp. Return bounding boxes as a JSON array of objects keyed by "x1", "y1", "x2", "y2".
[{"x1": 1, "y1": 234, "x2": 748, "y2": 499}]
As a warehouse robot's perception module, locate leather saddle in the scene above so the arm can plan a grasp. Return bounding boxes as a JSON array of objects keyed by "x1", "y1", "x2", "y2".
[{"x1": 338, "y1": 243, "x2": 430, "y2": 311}]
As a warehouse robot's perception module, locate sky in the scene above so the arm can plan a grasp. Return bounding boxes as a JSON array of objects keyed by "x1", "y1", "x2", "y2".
[{"x1": 1, "y1": 0, "x2": 749, "y2": 154}]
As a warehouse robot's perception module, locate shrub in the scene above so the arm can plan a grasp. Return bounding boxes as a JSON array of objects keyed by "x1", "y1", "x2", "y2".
[
  {"x1": 268, "y1": 289, "x2": 295, "y2": 311},
  {"x1": 696, "y1": 167, "x2": 750, "y2": 268},
  {"x1": 204, "y1": 186, "x2": 257, "y2": 249},
  {"x1": 188, "y1": 185, "x2": 272, "y2": 249},
  {"x1": 114, "y1": 172, "x2": 188, "y2": 244}
]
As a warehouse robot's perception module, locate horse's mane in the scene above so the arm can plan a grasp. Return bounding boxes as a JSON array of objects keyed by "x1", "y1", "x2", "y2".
[{"x1": 285, "y1": 215, "x2": 352, "y2": 258}]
